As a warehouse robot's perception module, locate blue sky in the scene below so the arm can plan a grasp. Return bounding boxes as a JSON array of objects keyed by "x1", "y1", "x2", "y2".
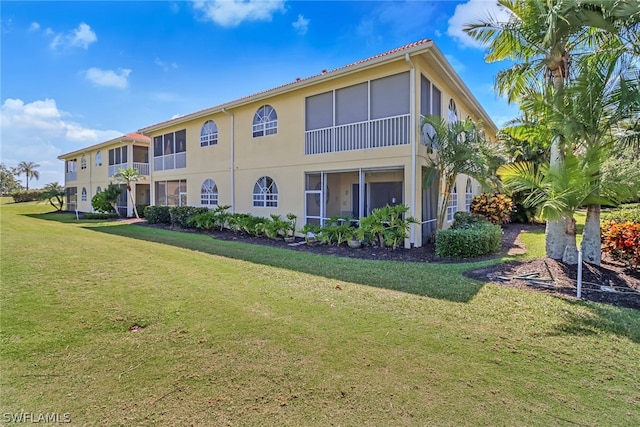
[{"x1": 1, "y1": 0, "x2": 518, "y2": 187}]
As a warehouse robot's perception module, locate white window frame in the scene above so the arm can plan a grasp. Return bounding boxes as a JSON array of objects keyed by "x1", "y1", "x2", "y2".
[
  {"x1": 201, "y1": 179, "x2": 219, "y2": 206},
  {"x1": 447, "y1": 184, "x2": 458, "y2": 222},
  {"x1": 448, "y1": 99, "x2": 458, "y2": 124},
  {"x1": 200, "y1": 120, "x2": 218, "y2": 147},
  {"x1": 252, "y1": 105, "x2": 278, "y2": 138},
  {"x1": 81, "y1": 187, "x2": 87, "y2": 201},
  {"x1": 81, "y1": 155, "x2": 87, "y2": 170},
  {"x1": 465, "y1": 178, "x2": 473, "y2": 212},
  {"x1": 253, "y1": 176, "x2": 278, "y2": 208},
  {"x1": 96, "y1": 186, "x2": 102, "y2": 194},
  {"x1": 95, "y1": 151, "x2": 102, "y2": 166}
]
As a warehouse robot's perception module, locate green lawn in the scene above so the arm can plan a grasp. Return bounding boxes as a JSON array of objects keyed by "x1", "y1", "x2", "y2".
[{"x1": 1, "y1": 201, "x2": 639, "y2": 426}]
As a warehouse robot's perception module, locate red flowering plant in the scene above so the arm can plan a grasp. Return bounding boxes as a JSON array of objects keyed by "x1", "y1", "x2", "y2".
[
  {"x1": 601, "y1": 221, "x2": 640, "y2": 269},
  {"x1": 470, "y1": 193, "x2": 514, "y2": 225}
]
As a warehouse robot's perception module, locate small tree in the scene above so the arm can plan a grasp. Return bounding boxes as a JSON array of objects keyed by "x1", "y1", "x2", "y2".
[
  {"x1": 15, "y1": 161, "x2": 40, "y2": 191},
  {"x1": 114, "y1": 167, "x2": 142, "y2": 218},
  {"x1": 91, "y1": 184, "x2": 122, "y2": 216},
  {"x1": 0, "y1": 163, "x2": 22, "y2": 196},
  {"x1": 422, "y1": 116, "x2": 500, "y2": 230},
  {"x1": 40, "y1": 182, "x2": 65, "y2": 211}
]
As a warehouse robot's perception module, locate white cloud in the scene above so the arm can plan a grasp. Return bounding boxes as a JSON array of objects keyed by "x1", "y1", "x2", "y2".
[
  {"x1": 154, "y1": 58, "x2": 178, "y2": 72},
  {"x1": 192, "y1": 0, "x2": 286, "y2": 27},
  {"x1": 447, "y1": 0, "x2": 512, "y2": 49},
  {"x1": 29, "y1": 22, "x2": 40, "y2": 32},
  {"x1": 84, "y1": 68, "x2": 131, "y2": 89},
  {"x1": 0, "y1": 98, "x2": 122, "y2": 186},
  {"x1": 50, "y1": 22, "x2": 97, "y2": 51},
  {"x1": 292, "y1": 14, "x2": 309, "y2": 35}
]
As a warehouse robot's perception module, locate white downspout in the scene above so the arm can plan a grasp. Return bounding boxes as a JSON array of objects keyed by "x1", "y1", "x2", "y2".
[
  {"x1": 222, "y1": 108, "x2": 235, "y2": 213},
  {"x1": 405, "y1": 53, "x2": 416, "y2": 247}
]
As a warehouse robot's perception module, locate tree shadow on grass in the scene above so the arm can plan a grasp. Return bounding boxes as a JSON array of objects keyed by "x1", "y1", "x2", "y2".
[
  {"x1": 547, "y1": 299, "x2": 640, "y2": 344},
  {"x1": 82, "y1": 222, "x2": 487, "y2": 304}
]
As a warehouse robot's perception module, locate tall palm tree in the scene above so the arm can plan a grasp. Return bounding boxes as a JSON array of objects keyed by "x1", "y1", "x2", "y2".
[
  {"x1": 556, "y1": 54, "x2": 640, "y2": 264},
  {"x1": 464, "y1": 0, "x2": 640, "y2": 260},
  {"x1": 422, "y1": 116, "x2": 499, "y2": 230},
  {"x1": 15, "y1": 161, "x2": 40, "y2": 191},
  {"x1": 114, "y1": 167, "x2": 142, "y2": 219}
]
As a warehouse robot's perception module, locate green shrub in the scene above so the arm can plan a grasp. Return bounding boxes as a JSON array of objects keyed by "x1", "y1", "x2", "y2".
[
  {"x1": 451, "y1": 211, "x2": 489, "y2": 229},
  {"x1": 435, "y1": 224, "x2": 502, "y2": 258},
  {"x1": 470, "y1": 193, "x2": 514, "y2": 224},
  {"x1": 187, "y1": 205, "x2": 231, "y2": 231},
  {"x1": 169, "y1": 206, "x2": 209, "y2": 229},
  {"x1": 136, "y1": 205, "x2": 149, "y2": 218},
  {"x1": 144, "y1": 206, "x2": 171, "y2": 224},
  {"x1": 602, "y1": 207, "x2": 640, "y2": 224},
  {"x1": 83, "y1": 212, "x2": 118, "y2": 220},
  {"x1": 11, "y1": 190, "x2": 47, "y2": 203}
]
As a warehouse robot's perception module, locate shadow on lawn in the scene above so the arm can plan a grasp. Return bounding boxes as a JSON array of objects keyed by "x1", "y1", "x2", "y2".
[{"x1": 79, "y1": 222, "x2": 487, "y2": 304}]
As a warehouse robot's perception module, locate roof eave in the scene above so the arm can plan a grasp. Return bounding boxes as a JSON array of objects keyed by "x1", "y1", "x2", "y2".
[{"x1": 57, "y1": 135, "x2": 150, "y2": 160}]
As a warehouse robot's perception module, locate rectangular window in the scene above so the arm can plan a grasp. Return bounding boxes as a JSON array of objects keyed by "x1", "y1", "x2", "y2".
[
  {"x1": 305, "y1": 91, "x2": 334, "y2": 131},
  {"x1": 370, "y1": 72, "x2": 409, "y2": 119},
  {"x1": 155, "y1": 180, "x2": 187, "y2": 206},
  {"x1": 335, "y1": 82, "x2": 368, "y2": 126},
  {"x1": 433, "y1": 86, "x2": 442, "y2": 118},
  {"x1": 152, "y1": 130, "x2": 187, "y2": 171}
]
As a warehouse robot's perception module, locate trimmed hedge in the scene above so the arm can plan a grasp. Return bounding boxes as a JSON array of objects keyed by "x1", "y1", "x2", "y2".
[
  {"x1": 435, "y1": 223, "x2": 502, "y2": 258},
  {"x1": 144, "y1": 206, "x2": 171, "y2": 224},
  {"x1": 169, "y1": 206, "x2": 209, "y2": 228},
  {"x1": 83, "y1": 212, "x2": 118, "y2": 220},
  {"x1": 12, "y1": 190, "x2": 47, "y2": 203},
  {"x1": 451, "y1": 211, "x2": 489, "y2": 229}
]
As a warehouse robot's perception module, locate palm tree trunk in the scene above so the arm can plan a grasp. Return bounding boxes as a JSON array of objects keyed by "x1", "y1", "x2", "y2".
[
  {"x1": 546, "y1": 135, "x2": 569, "y2": 259},
  {"x1": 127, "y1": 186, "x2": 139, "y2": 219},
  {"x1": 562, "y1": 215, "x2": 579, "y2": 265},
  {"x1": 581, "y1": 204, "x2": 601, "y2": 266}
]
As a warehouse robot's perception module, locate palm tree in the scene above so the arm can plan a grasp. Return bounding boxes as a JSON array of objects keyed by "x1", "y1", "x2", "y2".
[
  {"x1": 556, "y1": 54, "x2": 640, "y2": 264},
  {"x1": 422, "y1": 116, "x2": 499, "y2": 230},
  {"x1": 41, "y1": 182, "x2": 65, "y2": 211},
  {"x1": 113, "y1": 167, "x2": 142, "y2": 218},
  {"x1": 464, "y1": 0, "x2": 640, "y2": 260},
  {"x1": 499, "y1": 145, "x2": 627, "y2": 264},
  {"x1": 15, "y1": 161, "x2": 40, "y2": 191}
]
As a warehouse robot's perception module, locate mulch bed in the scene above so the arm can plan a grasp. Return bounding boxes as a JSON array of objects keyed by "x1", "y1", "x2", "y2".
[{"x1": 139, "y1": 221, "x2": 640, "y2": 310}]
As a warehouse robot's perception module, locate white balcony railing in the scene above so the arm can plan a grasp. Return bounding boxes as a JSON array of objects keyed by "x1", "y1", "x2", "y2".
[
  {"x1": 132, "y1": 162, "x2": 150, "y2": 176},
  {"x1": 153, "y1": 152, "x2": 186, "y2": 172},
  {"x1": 305, "y1": 114, "x2": 410, "y2": 155},
  {"x1": 108, "y1": 162, "x2": 127, "y2": 177}
]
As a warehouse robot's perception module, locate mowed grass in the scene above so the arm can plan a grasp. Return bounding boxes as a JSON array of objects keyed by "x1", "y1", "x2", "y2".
[{"x1": 1, "y1": 201, "x2": 639, "y2": 426}]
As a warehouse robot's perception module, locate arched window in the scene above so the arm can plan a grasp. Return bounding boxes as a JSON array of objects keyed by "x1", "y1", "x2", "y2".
[
  {"x1": 252, "y1": 105, "x2": 278, "y2": 138},
  {"x1": 201, "y1": 179, "x2": 219, "y2": 206},
  {"x1": 81, "y1": 155, "x2": 87, "y2": 170},
  {"x1": 81, "y1": 187, "x2": 87, "y2": 201},
  {"x1": 96, "y1": 186, "x2": 102, "y2": 194},
  {"x1": 447, "y1": 99, "x2": 458, "y2": 124},
  {"x1": 465, "y1": 178, "x2": 473, "y2": 211},
  {"x1": 253, "y1": 176, "x2": 278, "y2": 207},
  {"x1": 447, "y1": 184, "x2": 457, "y2": 222},
  {"x1": 95, "y1": 151, "x2": 102, "y2": 166},
  {"x1": 200, "y1": 120, "x2": 218, "y2": 147}
]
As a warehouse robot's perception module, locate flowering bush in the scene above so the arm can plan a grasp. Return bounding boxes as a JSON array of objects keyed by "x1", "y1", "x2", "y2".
[
  {"x1": 601, "y1": 221, "x2": 640, "y2": 268},
  {"x1": 470, "y1": 193, "x2": 514, "y2": 225}
]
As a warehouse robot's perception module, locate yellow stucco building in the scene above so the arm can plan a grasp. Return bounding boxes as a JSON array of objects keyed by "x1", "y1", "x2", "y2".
[{"x1": 60, "y1": 39, "x2": 498, "y2": 248}]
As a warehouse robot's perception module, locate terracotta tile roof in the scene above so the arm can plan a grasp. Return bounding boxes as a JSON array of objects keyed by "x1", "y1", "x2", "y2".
[
  {"x1": 124, "y1": 132, "x2": 150, "y2": 142},
  {"x1": 140, "y1": 39, "x2": 432, "y2": 132}
]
